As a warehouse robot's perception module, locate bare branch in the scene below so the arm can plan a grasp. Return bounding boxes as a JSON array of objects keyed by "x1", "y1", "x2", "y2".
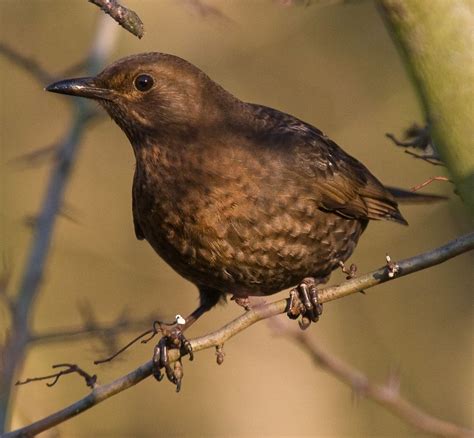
[
  {"x1": 8, "y1": 109, "x2": 103, "y2": 171},
  {"x1": 89, "y1": 0, "x2": 144, "y2": 39},
  {"x1": 16, "y1": 364, "x2": 97, "y2": 390},
  {"x1": 404, "y1": 150, "x2": 444, "y2": 166},
  {"x1": 0, "y1": 17, "x2": 119, "y2": 433},
  {"x1": 29, "y1": 313, "x2": 157, "y2": 346},
  {"x1": 8, "y1": 143, "x2": 59, "y2": 169},
  {"x1": 386, "y1": 123, "x2": 445, "y2": 166},
  {"x1": 271, "y1": 318, "x2": 473, "y2": 437},
  {"x1": 386, "y1": 123, "x2": 432, "y2": 150},
  {"x1": 0, "y1": 257, "x2": 14, "y2": 313},
  {"x1": 6, "y1": 232, "x2": 473, "y2": 438},
  {"x1": 0, "y1": 43, "x2": 54, "y2": 84},
  {"x1": 23, "y1": 203, "x2": 82, "y2": 231}
]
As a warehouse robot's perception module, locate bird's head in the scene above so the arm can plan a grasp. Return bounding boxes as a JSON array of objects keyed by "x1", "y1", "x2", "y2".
[{"x1": 46, "y1": 52, "x2": 234, "y2": 143}]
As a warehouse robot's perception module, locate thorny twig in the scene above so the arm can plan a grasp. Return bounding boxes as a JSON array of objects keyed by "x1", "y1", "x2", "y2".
[{"x1": 6, "y1": 232, "x2": 474, "y2": 438}]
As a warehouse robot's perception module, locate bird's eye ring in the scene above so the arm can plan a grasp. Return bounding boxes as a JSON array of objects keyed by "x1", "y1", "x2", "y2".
[{"x1": 134, "y1": 74, "x2": 154, "y2": 92}]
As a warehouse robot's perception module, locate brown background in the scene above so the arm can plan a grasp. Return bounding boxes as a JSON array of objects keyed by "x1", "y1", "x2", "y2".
[{"x1": 1, "y1": 1, "x2": 472, "y2": 436}]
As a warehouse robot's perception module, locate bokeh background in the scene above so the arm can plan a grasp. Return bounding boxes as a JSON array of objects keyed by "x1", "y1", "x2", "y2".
[{"x1": 1, "y1": 1, "x2": 472, "y2": 436}]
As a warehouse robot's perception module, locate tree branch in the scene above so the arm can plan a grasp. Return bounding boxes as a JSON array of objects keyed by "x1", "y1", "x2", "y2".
[
  {"x1": 378, "y1": 0, "x2": 474, "y2": 214},
  {"x1": 89, "y1": 0, "x2": 144, "y2": 39},
  {"x1": 273, "y1": 319, "x2": 473, "y2": 437},
  {"x1": 0, "y1": 15, "x2": 119, "y2": 433},
  {"x1": 5, "y1": 232, "x2": 473, "y2": 438}
]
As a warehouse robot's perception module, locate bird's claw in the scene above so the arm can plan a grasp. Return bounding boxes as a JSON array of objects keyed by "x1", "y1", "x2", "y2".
[
  {"x1": 152, "y1": 325, "x2": 192, "y2": 392},
  {"x1": 287, "y1": 277, "x2": 323, "y2": 330}
]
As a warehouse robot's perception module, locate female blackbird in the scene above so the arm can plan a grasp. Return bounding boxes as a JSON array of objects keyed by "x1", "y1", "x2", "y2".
[{"x1": 47, "y1": 53, "x2": 408, "y2": 385}]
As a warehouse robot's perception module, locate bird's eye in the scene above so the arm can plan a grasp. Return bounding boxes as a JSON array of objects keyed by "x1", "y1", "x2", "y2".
[{"x1": 134, "y1": 74, "x2": 154, "y2": 92}]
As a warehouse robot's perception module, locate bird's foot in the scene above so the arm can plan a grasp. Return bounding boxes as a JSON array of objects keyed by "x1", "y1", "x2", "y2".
[
  {"x1": 231, "y1": 295, "x2": 251, "y2": 311},
  {"x1": 287, "y1": 277, "x2": 323, "y2": 330},
  {"x1": 150, "y1": 319, "x2": 193, "y2": 392}
]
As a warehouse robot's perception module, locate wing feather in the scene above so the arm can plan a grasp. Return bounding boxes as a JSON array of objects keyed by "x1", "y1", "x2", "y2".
[{"x1": 249, "y1": 104, "x2": 407, "y2": 225}]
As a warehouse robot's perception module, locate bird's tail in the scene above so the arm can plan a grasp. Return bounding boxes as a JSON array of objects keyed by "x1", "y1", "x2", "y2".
[{"x1": 385, "y1": 186, "x2": 448, "y2": 204}]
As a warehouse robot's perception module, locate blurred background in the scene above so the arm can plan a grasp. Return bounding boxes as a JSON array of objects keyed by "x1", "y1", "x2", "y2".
[{"x1": 0, "y1": 0, "x2": 472, "y2": 436}]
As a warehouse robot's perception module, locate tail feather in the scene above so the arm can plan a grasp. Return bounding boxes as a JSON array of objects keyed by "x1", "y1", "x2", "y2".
[{"x1": 364, "y1": 196, "x2": 408, "y2": 225}]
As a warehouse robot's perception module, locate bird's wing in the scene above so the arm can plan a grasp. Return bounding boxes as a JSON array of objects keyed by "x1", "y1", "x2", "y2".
[
  {"x1": 132, "y1": 169, "x2": 145, "y2": 240},
  {"x1": 250, "y1": 105, "x2": 407, "y2": 225}
]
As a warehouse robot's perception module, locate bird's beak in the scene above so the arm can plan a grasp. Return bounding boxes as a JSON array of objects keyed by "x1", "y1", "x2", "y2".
[{"x1": 45, "y1": 77, "x2": 113, "y2": 100}]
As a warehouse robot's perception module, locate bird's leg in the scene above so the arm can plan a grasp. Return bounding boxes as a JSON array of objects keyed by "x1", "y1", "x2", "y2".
[
  {"x1": 151, "y1": 305, "x2": 206, "y2": 388},
  {"x1": 287, "y1": 277, "x2": 323, "y2": 330},
  {"x1": 152, "y1": 287, "x2": 222, "y2": 391}
]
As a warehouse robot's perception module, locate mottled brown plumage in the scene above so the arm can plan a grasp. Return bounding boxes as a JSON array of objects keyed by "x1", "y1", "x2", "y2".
[{"x1": 46, "y1": 52, "x2": 406, "y2": 331}]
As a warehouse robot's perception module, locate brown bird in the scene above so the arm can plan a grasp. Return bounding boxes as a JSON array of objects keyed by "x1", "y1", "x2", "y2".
[{"x1": 46, "y1": 53, "x2": 423, "y2": 387}]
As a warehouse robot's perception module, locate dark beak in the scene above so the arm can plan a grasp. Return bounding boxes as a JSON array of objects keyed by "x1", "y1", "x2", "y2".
[{"x1": 45, "y1": 77, "x2": 113, "y2": 100}]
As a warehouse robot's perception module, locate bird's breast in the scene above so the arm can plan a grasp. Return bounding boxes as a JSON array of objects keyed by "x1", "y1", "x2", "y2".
[{"x1": 132, "y1": 142, "x2": 365, "y2": 295}]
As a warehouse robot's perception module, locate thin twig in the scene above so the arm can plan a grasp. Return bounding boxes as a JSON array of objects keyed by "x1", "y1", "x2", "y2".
[
  {"x1": 29, "y1": 315, "x2": 157, "y2": 345},
  {"x1": 16, "y1": 364, "x2": 97, "y2": 390},
  {"x1": 404, "y1": 150, "x2": 444, "y2": 166},
  {"x1": 8, "y1": 143, "x2": 59, "y2": 169},
  {"x1": 386, "y1": 123, "x2": 432, "y2": 150},
  {"x1": 94, "y1": 319, "x2": 182, "y2": 364},
  {"x1": 93, "y1": 327, "x2": 155, "y2": 364},
  {"x1": 89, "y1": 0, "x2": 144, "y2": 38},
  {"x1": 411, "y1": 176, "x2": 451, "y2": 192},
  {"x1": 6, "y1": 232, "x2": 474, "y2": 438},
  {"x1": 272, "y1": 318, "x2": 473, "y2": 437},
  {"x1": 386, "y1": 124, "x2": 445, "y2": 167}
]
